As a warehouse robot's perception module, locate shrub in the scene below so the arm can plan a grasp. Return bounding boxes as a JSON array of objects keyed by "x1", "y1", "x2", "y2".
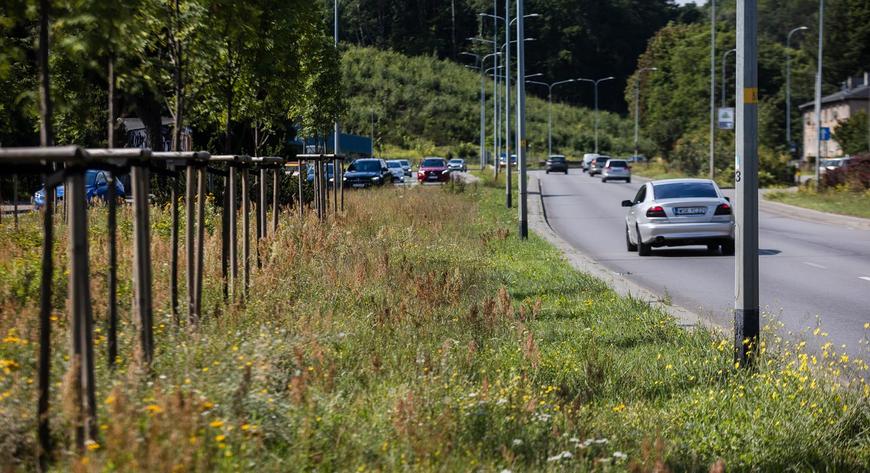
[{"x1": 823, "y1": 152, "x2": 870, "y2": 191}]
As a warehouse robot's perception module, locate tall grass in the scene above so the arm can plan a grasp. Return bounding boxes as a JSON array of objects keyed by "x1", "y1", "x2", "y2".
[{"x1": 0, "y1": 183, "x2": 867, "y2": 471}]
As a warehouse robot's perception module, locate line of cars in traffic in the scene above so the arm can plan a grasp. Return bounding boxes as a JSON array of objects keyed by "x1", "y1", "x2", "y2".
[{"x1": 317, "y1": 156, "x2": 469, "y2": 188}]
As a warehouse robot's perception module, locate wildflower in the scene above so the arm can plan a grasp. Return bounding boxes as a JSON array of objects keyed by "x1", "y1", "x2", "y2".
[
  {"x1": 612, "y1": 403, "x2": 626, "y2": 413},
  {"x1": 104, "y1": 394, "x2": 116, "y2": 405},
  {"x1": 85, "y1": 440, "x2": 100, "y2": 451},
  {"x1": 841, "y1": 354, "x2": 849, "y2": 363},
  {"x1": 209, "y1": 420, "x2": 224, "y2": 428},
  {"x1": 512, "y1": 439, "x2": 523, "y2": 446},
  {"x1": 202, "y1": 401, "x2": 214, "y2": 410},
  {"x1": 1, "y1": 359, "x2": 20, "y2": 374},
  {"x1": 240, "y1": 424, "x2": 251, "y2": 431},
  {"x1": 613, "y1": 451, "x2": 628, "y2": 460},
  {"x1": 215, "y1": 434, "x2": 226, "y2": 442},
  {"x1": 547, "y1": 451, "x2": 573, "y2": 462},
  {"x1": 145, "y1": 404, "x2": 163, "y2": 414}
]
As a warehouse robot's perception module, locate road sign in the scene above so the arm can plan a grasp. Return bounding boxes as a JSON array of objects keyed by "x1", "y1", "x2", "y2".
[
  {"x1": 718, "y1": 107, "x2": 735, "y2": 129},
  {"x1": 819, "y1": 127, "x2": 831, "y2": 141}
]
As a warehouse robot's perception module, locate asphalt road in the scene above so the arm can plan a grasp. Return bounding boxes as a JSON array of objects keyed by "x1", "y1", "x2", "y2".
[{"x1": 536, "y1": 169, "x2": 870, "y2": 358}]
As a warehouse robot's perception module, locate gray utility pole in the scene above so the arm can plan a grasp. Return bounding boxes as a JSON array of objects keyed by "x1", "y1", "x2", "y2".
[
  {"x1": 334, "y1": 0, "x2": 341, "y2": 161},
  {"x1": 786, "y1": 26, "x2": 809, "y2": 154},
  {"x1": 709, "y1": 0, "x2": 717, "y2": 180},
  {"x1": 504, "y1": 0, "x2": 512, "y2": 209},
  {"x1": 814, "y1": 0, "x2": 825, "y2": 188},
  {"x1": 370, "y1": 110, "x2": 375, "y2": 157},
  {"x1": 517, "y1": 0, "x2": 528, "y2": 239},
  {"x1": 464, "y1": 52, "x2": 501, "y2": 170},
  {"x1": 722, "y1": 48, "x2": 736, "y2": 106},
  {"x1": 578, "y1": 76, "x2": 615, "y2": 154},
  {"x1": 633, "y1": 67, "x2": 657, "y2": 159},
  {"x1": 492, "y1": 2, "x2": 499, "y2": 178},
  {"x1": 734, "y1": 0, "x2": 759, "y2": 366},
  {"x1": 527, "y1": 79, "x2": 578, "y2": 157}
]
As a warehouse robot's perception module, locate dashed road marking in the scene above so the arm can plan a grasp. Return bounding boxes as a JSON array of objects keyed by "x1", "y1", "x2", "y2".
[
  {"x1": 859, "y1": 276, "x2": 870, "y2": 282},
  {"x1": 803, "y1": 262, "x2": 827, "y2": 269}
]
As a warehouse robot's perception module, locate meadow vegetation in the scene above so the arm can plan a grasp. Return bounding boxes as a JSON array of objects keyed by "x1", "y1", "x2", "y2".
[{"x1": 0, "y1": 182, "x2": 868, "y2": 471}]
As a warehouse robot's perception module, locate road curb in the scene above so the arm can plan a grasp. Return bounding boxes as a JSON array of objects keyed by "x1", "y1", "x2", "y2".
[{"x1": 527, "y1": 173, "x2": 727, "y2": 335}]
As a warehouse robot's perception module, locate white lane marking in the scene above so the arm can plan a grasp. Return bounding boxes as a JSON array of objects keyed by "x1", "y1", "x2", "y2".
[
  {"x1": 860, "y1": 276, "x2": 870, "y2": 282},
  {"x1": 803, "y1": 262, "x2": 827, "y2": 269}
]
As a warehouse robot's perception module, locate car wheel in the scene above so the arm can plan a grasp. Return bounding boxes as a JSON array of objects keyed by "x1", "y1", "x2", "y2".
[
  {"x1": 637, "y1": 225, "x2": 652, "y2": 256},
  {"x1": 626, "y1": 178, "x2": 631, "y2": 184},
  {"x1": 601, "y1": 178, "x2": 607, "y2": 183},
  {"x1": 546, "y1": 170, "x2": 549, "y2": 174},
  {"x1": 722, "y1": 240, "x2": 735, "y2": 256},
  {"x1": 626, "y1": 225, "x2": 638, "y2": 252}
]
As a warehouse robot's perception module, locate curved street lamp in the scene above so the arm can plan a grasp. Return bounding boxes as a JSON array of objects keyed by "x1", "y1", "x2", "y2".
[{"x1": 577, "y1": 76, "x2": 615, "y2": 154}]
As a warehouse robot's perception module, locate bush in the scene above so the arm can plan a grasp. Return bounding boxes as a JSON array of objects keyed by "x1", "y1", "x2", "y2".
[{"x1": 823, "y1": 153, "x2": 870, "y2": 191}]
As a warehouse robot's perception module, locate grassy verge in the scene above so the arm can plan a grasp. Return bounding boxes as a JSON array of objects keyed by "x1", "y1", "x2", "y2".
[
  {"x1": 0, "y1": 182, "x2": 868, "y2": 471},
  {"x1": 766, "y1": 187, "x2": 870, "y2": 219}
]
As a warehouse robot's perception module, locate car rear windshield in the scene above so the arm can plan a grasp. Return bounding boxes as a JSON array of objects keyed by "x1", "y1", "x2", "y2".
[
  {"x1": 653, "y1": 182, "x2": 718, "y2": 199},
  {"x1": 422, "y1": 158, "x2": 446, "y2": 167},
  {"x1": 608, "y1": 160, "x2": 627, "y2": 168},
  {"x1": 349, "y1": 161, "x2": 380, "y2": 172},
  {"x1": 449, "y1": 159, "x2": 462, "y2": 164},
  {"x1": 549, "y1": 156, "x2": 565, "y2": 162},
  {"x1": 387, "y1": 161, "x2": 401, "y2": 168},
  {"x1": 595, "y1": 157, "x2": 609, "y2": 164}
]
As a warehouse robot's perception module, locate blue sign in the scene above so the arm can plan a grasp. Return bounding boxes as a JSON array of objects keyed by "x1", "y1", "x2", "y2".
[{"x1": 819, "y1": 127, "x2": 831, "y2": 141}]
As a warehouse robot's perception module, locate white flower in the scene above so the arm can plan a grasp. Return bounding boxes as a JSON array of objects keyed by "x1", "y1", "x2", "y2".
[
  {"x1": 547, "y1": 451, "x2": 574, "y2": 462},
  {"x1": 613, "y1": 451, "x2": 628, "y2": 460},
  {"x1": 512, "y1": 439, "x2": 524, "y2": 446},
  {"x1": 499, "y1": 470, "x2": 512, "y2": 473},
  {"x1": 496, "y1": 398, "x2": 508, "y2": 406},
  {"x1": 569, "y1": 437, "x2": 580, "y2": 443}
]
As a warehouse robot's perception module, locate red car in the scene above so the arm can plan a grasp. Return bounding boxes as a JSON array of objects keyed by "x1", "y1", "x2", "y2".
[{"x1": 417, "y1": 157, "x2": 451, "y2": 183}]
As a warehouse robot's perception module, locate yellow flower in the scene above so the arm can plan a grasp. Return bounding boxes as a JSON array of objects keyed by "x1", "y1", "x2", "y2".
[
  {"x1": 145, "y1": 404, "x2": 163, "y2": 414},
  {"x1": 209, "y1": 420, "x2": 224, "y2": 428},
  {"x1": 215, "y1": 434, "x2": 226, "y2": 442},
  {"x1": 105, "y1": 394, "x2": 116, "y2": 405},
  {"x1": 841, "y1": 354, "x2": 849, "y2": 363},
  {"x1": 612, "y1": 403, "x2": 626, "y2": 413},
  {"x1": 85, "y1": 440, "x2": 100, "y2": 451},
  {"x1": 202, "y1": 401, "x2": 214, "y2": 410},
  {"x1": 240, "y1": 424, "x2": 251, "y2": 431}
]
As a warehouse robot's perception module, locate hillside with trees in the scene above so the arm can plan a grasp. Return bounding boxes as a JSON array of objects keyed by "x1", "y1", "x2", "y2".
[{"x1": 339, "y1": 46, "x2": 643, "y2": 159}]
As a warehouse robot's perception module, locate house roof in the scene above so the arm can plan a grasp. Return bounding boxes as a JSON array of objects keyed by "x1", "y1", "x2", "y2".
[{"x1": 800, "y1": 84, "x2": 870, "y2": 110}]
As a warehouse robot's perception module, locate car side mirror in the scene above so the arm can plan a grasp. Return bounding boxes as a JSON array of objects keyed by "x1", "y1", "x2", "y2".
[{"x1": 621, "y1": 200, "x2": 634, "y2": 207}]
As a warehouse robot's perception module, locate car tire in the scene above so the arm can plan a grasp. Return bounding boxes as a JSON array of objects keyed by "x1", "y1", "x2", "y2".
[
  {"x1": 626, "y1": 226, "x2": 638, "y2": 252},
  {"x1": 722, "y1": 240, "x2": 735, "y2": 256},
  {"x1": 626, "y1": 178, "x2": 631, "y2": 184},
  {"x1": 601, "y1": 178, "x2": 607, "y2": 183},
  {"x1": 564, "y1": 170, "x2": 569, "y2": 175},
  {"x1": 546, "y1": 170, "x2": 550, "y2": 174},
  {"x1": 637, "y1": 225, "x2": 652, "y2": 256}
]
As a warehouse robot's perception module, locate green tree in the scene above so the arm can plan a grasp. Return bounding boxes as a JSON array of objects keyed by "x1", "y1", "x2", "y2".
[{"x1": 834, "y1": 111, "x2": 870, "y2": 156}]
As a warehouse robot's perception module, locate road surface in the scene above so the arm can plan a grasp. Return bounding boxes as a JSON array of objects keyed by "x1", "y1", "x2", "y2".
[{"x1": 536, "y1": 169, "x2": 870, "y2": 358}]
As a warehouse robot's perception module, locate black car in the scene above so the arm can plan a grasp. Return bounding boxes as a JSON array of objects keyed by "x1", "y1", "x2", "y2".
[
  {"x1": 343, "y1": 158, "x2": 392, "y2": 188},
  {"x1": 545, "y1": 155, "x2": 568, "y2": 174},
  {"x1": 588, "y1": 156, "x2": 611, "y2": 176}
]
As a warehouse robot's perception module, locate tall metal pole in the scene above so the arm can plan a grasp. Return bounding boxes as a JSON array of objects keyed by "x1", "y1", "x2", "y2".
[
  {"x1": 710, "y1": 0, "x2": 717, "y2": 180},
  {"x1": 814, "y1": 2, "x2": 824, "y2": 188},
  {"x1": 493, "y1": 2, "x2": 499, "y2": 178},
  {"x1": 504, "y1": 0, "x2": 511, "y2": 208},
  {"x1": 722, "y1": 48, "x2": 736, "y2": 107},
  {"x1": 594, "y1": 82, "x2": 599, "y2": 154},
  {"x1": 547, "y1": 89, "x2": 552, "y2": 157},
  {"x1": 786, "y1": 27, "x2": 808, "y2": 154},
  {"x1": 517, "y1": 0, "x2": 527, "y2": 238},
  {"x1": 480, "y1": 59, "x2": 486, "y2": 170},
  {"x1": 632, "y1": 68, "x2": 656, "y2": 159},
  {"x1": 334, "y1": 0, "x2": 341, "y2": 168},
  {"x1": 734, "y1": 0, "x2": 759, "y2": 366}
]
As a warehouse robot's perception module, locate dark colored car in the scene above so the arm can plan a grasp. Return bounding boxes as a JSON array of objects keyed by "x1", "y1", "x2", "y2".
[
  {"x1": 545, "y1": 155, "x2": 568, "y2": 174},
  {"x1": 33, "y1": 169, "x2": 125, "y2": 208},
  {"x1": 417, "y1": 157, "x2": 451, "y2": 183},
  {"x1": 343, "y1": 158, "x2": 392, "y2": 188},
  {"x1": 588, "y1": 156, "x2": 611, "y2": 176},
  {"x1": 306, "y1": 163, "x2": 335, "y2": 187}
]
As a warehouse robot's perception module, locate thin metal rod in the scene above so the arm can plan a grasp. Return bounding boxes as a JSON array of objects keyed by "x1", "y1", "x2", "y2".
[
  {"x1": 814, "y1": 0, "x2": 825, "y2": 187},
  {"x1": 504, "y1": 0, "x2": 512, "y2": 208},
  {"x1": 272, "y1": 168, "x2": 278, "y2": 233},
  {"x1": 517, "y1": 0, "x2": 528, "y2": 239},
  {"x1": 710, "y1": 0, "x2": 717, "y2": 180},
  {"x1": 36, "y1": 189, "x2": 53, "y2": 468},
  {"x1": 229, "y1": 166, "x2": 237, "y2": 300},
  {"x1": 298, "y1": 162, "x2": 304, "y2": 219},
  {"x1": 106, "y1": 173, "x2": 118, "y2": 366},
  {"x1": 170, "y1": 166, "x2": 179, "y2": 322},
  {"x1": 221, "y1": 172, "x2": 229, "y2": 301}
]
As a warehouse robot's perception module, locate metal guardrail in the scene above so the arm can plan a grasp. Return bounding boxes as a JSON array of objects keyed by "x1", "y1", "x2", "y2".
[{"x1": 0, "y1": 146, "x2": 313, "y2": 461}]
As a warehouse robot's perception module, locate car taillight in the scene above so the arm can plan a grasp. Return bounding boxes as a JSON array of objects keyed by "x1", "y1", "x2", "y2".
[
  {"x1": 714, "y1": 203, "x2": 732, "y2": 215},
  {"x1": 646, "y1": 206, "x2": 666, "y2": 218}
]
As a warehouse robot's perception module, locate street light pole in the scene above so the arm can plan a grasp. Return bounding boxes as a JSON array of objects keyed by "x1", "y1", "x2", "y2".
[
  {"x1": 814, "y1": 0, "x2": 825, "y2": 188},
  {"x1": 710, "y1": 0, "x2": 717, "y2": 180},
  {"x1": 504, "y1": 0, "x2": 512, "y2": 209},
  {"x1": 722, "y1": 48, "x2": 736, "y2": 107},
  {"x1": 517, "y1": 0, "x2": 528, "y2": 239},
  {"x1": 464, "y1": 52, "x2": 501, "y2": 171},
  {"x1": 578, "y1": 77, "x2": 614, "y2": 154},
  {"x1": 633, "y1": 67, "x2": 657, "y2": 159},
  {"x1": 527, "y1": 79, "x2": 577, "y2": 157},
  {"x1": 735, "y1": 0, "x2": 759, "y2": 366},
  {"x1": 786, "y1": 26, "x2": 808, "y2": 156},
  {"x1": 334, "y1": 0, "x2": 341, "y2": 162}
]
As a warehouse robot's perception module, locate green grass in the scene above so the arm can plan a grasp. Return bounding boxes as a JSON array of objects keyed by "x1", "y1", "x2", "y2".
[
  {"x1": 0, "y1": 183, "x2": 868, "y2": 471},
  {"x1": 766, "y1": 187, "x2": 870, "y2": 219}
]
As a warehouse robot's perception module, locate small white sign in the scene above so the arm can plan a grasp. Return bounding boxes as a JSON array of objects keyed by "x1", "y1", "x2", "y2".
[{"x1": 718, "y1": 107, "x2": 735, "y2": 130}]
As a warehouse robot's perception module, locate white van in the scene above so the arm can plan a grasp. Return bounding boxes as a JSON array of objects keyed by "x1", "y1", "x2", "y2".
[{"x1": 582, "y1": 153, "x2": 598, "y2": 173}]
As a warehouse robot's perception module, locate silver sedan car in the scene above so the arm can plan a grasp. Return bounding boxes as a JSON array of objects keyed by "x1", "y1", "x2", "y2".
[
  {"x1": 601, "y1": 158, "x2": 631, "y2": 183},
  {"x1": 622, "y1": 178, "x2": 734, "y2": 256}
]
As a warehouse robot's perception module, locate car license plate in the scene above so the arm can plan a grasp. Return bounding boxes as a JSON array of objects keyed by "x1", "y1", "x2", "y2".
[
  {"x1": 352, "y1": 183, "x2": 366, "y2": 188},
  {"x1": 675, "y1": 207, "x2": 706, "y2": 215}
]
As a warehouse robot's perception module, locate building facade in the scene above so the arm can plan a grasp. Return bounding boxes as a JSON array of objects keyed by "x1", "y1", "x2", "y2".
[{"x1": 800, "y1": 72, "x2": 870, "y2": 161}]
